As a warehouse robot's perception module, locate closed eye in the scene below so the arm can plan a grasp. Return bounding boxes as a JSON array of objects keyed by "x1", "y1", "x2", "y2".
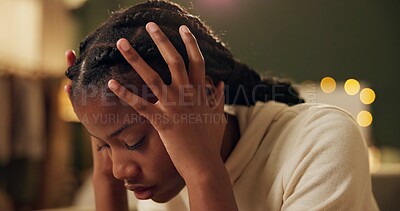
[
  {"x1": 97, "y1": 144, "x2": 110, "y2": 152},
  {"x1": 125, "y1": 137, "x2": 146, "y2": 151}
]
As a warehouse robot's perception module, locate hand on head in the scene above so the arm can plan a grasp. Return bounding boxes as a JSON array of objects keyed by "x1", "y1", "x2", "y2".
[
  {"x1": 108, "y1": 22, "x2": 227, "y2": 179},
  {"x1": 64, "y1": 49, "x2": 76, "y2": 95}
]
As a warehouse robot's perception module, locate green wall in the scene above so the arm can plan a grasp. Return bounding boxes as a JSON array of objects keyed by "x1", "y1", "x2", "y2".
[{"x1": 74, "y1": 0, "x2": 400, "y2": 147}]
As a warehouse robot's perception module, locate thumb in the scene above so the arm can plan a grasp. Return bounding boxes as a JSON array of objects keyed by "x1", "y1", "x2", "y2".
[{"x1": 65, "y1": 49, "x2": 76, "y2": 67}]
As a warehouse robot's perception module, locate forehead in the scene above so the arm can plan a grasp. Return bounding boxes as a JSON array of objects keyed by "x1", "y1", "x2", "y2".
[
  {"x1": 76, "y1": 98, "x2": 140, "y2": 122},
  {"x1": 72, "y1": 80, "x2": 157, "y2": 105},
  {"x1": 73, "y1": 92, "x2": 151, "y2": 138}
]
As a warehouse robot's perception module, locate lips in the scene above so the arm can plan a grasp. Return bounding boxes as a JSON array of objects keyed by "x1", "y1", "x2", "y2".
[{"x1": 124, "y1": 181, "x2": 157, "y2": 200}]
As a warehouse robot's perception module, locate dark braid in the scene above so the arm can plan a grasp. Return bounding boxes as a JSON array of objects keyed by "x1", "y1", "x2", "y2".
[{"x1": 66, "y1": 0, "x2": 304, "y2": 106}]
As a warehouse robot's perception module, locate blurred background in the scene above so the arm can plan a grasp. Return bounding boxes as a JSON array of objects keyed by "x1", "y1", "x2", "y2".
[{"x1": 0, "y1": 0, "x2": 399, "y2": 210}]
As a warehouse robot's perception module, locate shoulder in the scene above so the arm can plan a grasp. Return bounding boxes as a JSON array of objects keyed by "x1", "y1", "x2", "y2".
[
  {"x1": 273, "y1": 103, "x2": 363, "y2": 143},
  {"x1": 275, "y1": 102, "x2": 356, "y2": 124},
  {"x1": 269, "y1": 104, "x2": 377, "y2": 210},
  {"x1": 268, "y1": 102, "x2": 369, "y2": 172}
]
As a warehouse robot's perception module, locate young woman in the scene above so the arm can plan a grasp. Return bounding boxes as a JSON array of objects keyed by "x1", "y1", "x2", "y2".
[{"x1": 65, "y1": 1, "x2": 378, "y2": 210}]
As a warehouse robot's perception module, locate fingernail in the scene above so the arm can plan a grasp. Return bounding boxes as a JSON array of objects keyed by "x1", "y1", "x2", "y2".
[
  {"x1": 108, "y1": 80, "x2": 117, "y2": 90},
  {"x1": 181, "y1": 25, "x2": 190, "y2": 33},
  {"x1": 118, "y1": 39, "x2": 130, "y2": 51},
  {"x1": 146, "y1": 22, "x2": 158, "y2": 33},
  {"x1": 64, "y1": 85, "x2": 70, "y2": 93}
]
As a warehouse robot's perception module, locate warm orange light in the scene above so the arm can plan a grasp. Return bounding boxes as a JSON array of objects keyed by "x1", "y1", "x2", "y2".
[
  {"x1": 360, "y1": 88, "x2": 376, "y2": 105},
  {"x1": 320, "y1": 77, "x2": 336, "y2": 93},
  {"x1": 58, "y1": 79, "x2": 79, "y2": 122},
  {"x1": 344, "y1": 79, "x2": 360, "y2": 95},
  {"x1": 357, "y1": 110, "x2": 373, "y2": 127}
]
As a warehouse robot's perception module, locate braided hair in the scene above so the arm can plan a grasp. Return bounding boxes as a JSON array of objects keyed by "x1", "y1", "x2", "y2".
[{"x1": 66, "y1": 0, "x2": 304, "y2": 106}]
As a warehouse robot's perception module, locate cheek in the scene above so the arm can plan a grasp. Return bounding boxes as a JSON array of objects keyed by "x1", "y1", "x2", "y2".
[
  {"x1": 146, "y1": 133, "x2": 178, "y2": 176},
  {"x1": 144, "y1": 132, "x2": 185, "y2": 202},
  {"x1": 150, "y1": 135, "x2": 173, "y2": 165}
]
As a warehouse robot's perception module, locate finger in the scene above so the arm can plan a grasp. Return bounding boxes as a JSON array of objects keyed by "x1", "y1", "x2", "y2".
[
  {"x1": 64, "y1": 84, "x2": 72, "y2": 99},
  {"x1": 146, "y1": 22, "x2": 189, "y2": 86},
  {"x1": 211, "y1": 81, "x2": 225, "y2": 112},
  {"x1": 65, "y1": 49, "x2": 76, "y2": 67},
  {"x1": 116, "y1": 38, "x2": 165, "y2": 101},
  {"x1": 179, "y1": 25, "x2": 206, "y2": 99},
  {"x1": 108, "y1": 79, "x2": 163, "y2": 124}
]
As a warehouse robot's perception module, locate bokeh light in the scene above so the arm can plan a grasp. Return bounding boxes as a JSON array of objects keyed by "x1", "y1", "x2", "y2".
[
  {"x1": 344, "y1": 79, "x2": 360, "y2": 95},
  {"x1": 357, "y1": 110, "x2": 373, "y2": 127},
  {"x1": 360, "y1": 88, "x2": 376, "y2": 105},
  {"x1": 320, "y1": 76, "x2": 336, "y2": 93}
]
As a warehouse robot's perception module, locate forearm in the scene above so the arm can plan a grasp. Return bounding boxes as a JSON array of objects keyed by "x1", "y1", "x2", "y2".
[
  {"x1": 185, "y1": 160, "x2": 238, "y2": 211},
  {"x1": 92, "y1": 174, "x2": 128, "y2": 211},
  {"x1": 91, "y1": 138, "x2": 128, "y2": 211}
]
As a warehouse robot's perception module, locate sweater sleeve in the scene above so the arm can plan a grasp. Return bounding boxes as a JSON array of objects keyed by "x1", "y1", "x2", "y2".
[{"x1": 281, "y1": 106, "x2": 379, "y2": 211}]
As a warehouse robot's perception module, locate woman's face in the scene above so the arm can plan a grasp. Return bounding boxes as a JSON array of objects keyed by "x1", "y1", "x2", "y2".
[{"x1": 73, "y1": 94, "x2": 185, "y2": 203}]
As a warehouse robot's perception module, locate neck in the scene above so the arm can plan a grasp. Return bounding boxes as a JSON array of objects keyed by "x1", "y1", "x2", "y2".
[{"x1": 220, "y1": 113, "x2": 240, "y2": 162}]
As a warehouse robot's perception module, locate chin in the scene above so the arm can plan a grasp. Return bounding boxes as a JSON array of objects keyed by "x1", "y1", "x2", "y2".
[
  {"x1": 151, "y1": 183, "x2": 185, "y2": 203},
  {"x1": 151, "y1": 193, "x2": 178, "y2": 203}
]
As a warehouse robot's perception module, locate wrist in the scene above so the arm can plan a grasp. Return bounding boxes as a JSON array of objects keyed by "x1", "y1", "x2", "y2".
[
  {"x1": 183, "y1": 158, "x2": 230, "y2": 186},
  {"x1": 91, "y1": 172, "x2": 128, "y2": 211},
  {"x1": 184, "y1": 159, "x2": 238, "y2": 211}
]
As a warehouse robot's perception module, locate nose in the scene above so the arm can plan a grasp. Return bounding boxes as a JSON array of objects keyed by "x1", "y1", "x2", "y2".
[{"x1": 111, "y1": 150, "x2": 141, "y2": 180}]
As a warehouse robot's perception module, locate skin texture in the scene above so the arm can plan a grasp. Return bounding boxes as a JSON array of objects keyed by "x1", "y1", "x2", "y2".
[
  {"x1": 66, "y1": 23, "x2": 239, "y2": 211},
  {"x1": 74, "y1": 97, "x2": 186, "y2": 203}
]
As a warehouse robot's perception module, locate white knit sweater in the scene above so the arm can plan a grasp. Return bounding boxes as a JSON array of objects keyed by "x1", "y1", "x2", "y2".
[{"x1": 138, "y1": 101, "x2": 379, "y2": 211}]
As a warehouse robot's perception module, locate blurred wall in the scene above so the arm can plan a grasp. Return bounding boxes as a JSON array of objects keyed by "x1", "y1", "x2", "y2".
[
  {"x1": 0, "y1": 0, "x2": 78, "y2": 209},
  {"x1": 0, "y1": 0, "x2": 73, "y2": 76},
  {"x1": 74, "y1": 0, "x2": 400, "y2": 148}
]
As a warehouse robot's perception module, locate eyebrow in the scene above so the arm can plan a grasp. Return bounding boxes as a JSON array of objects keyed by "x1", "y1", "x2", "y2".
[
  {"x1": 88, "y1": 121, "x2": 141, "y2": 142},
  {"x1": 107, "y1": 124, "x2": 133, "y2": 139}
]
